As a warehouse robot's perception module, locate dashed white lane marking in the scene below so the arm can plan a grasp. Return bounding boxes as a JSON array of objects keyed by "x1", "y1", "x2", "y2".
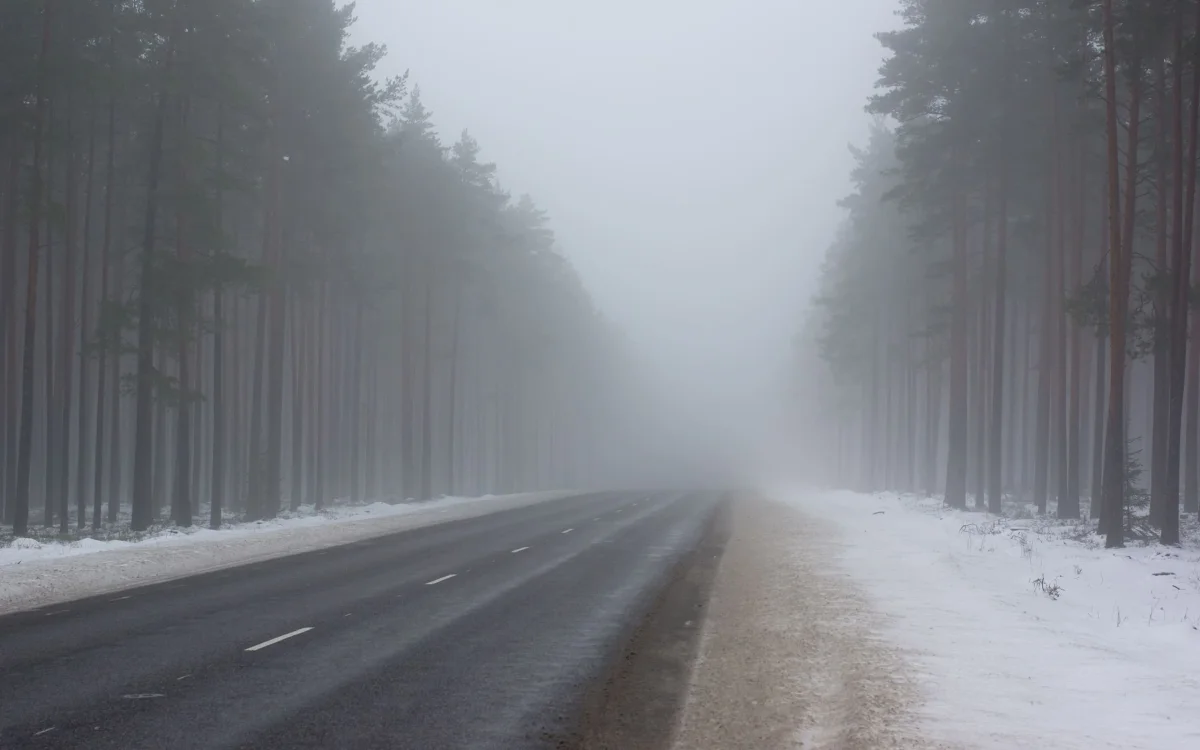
[
  {"x1": 122, "y1": 693, "x2": 166, "y2": 700},
  {"x1": 562, "y1": 528, "x2": 573, "y2": 534},
  {"x1": 511, "y1": 547, "x2": 529, "y2": 553},
  {"x1": 245, "y1": 627, "x2": 314, "y2": 652},
  {"x1": 110, "y1": 596, "x2": 132, "y2": 602},
  {"x1": 425, "y1": 574, "x2": 457, "y2": 586},
  {"x1": 177, "y1": 675, "x2": 192, "y2": 681},
  {"x1": 33, "y1": 727, "x2": 55, "y2": 736},
  {"x1": 44, "y1": 610, "x2": 68, "y2": 617}
]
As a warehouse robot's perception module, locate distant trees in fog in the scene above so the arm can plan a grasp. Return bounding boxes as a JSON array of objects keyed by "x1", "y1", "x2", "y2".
[
  {"x1": 802, "y1": 0, "x2": 1200, "y2": 547},
  {"x1": 0, "y1": 0, "x2": 635, "y2": 537}
]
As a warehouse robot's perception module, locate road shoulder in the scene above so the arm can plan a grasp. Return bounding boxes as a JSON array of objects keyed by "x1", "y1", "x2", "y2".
[
  {"x1": 565, "y1": 495, "x2": 730, "y2": 750},
  {"x1": 672, "y1": 494, "x2": 945, "y2": 750}
]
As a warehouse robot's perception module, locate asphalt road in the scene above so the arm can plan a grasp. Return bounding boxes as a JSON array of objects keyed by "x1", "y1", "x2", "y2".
[{"x1": 0, "y1": 491, "x2": 724, "y2": 749}]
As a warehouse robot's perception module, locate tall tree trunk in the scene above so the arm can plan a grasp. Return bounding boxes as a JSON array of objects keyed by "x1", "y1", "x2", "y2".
[
  {"x1": 867, "y1": 314, "x2": 880, "y2": 490},
  {"x1": 230, "y1": 292, "x2": 246, "y2": 513},
  {"x1": 209, "y1": 107, "x2": 226, "y2": 529},
  {"x1": 211, "y1": 283, "x2": 226, "y2": 528},
  {"x1": 1092, "y1": 327, "x2": 1108, "y2": 510},
  {"x1": 14, "y1": 0, "x2": 54, "y2": 538},
  {"x1": 93, "y1": 13, "x2": 118, "y2": 529},
  {"x1": 1051, "y1": 83, "x2": 1071, "y2": 518},
  {"x1": 306, "y1": 283, "x2": 322, "y2": 506},
  {"x1": 988, "y1": 82, "x2": 1011, "y2": 513},
  {"x1": 107, "y1": 252, "x2": 124, "y2": 523},
  {"x1": 130, "y1": 16, "x2": 178, "y2": 532},
  {"x1": 57, "y1": 106, "x2": 80, "y2": 534},
  {"x1": 924, "y1": 352, "x2": 942, "y2": 497},
  {"x1": 349, "y1": 300, "x2": 363, "y2": 505},
  {"x1": 1019, "y1": 306, "x2": 1032, "y2": 498},
  {"x1": 1185, "y1": 13, "x2": 1200, "y2": 521},
  {"x1": 945, "y1": 152, "x2": 969, "y2": 509},
  {"x1": 313, "y1": 283, "x2": 327, "y2": 510},
  {"x1": 1049, "y1": 85, "x2": 1065, "y2": 515},
  {"x1": 420, "y1": 277, "x2": 434, "y2": 501},
  {"x1": 289, "y1": 292, "x2": 304, "y2": 510},
  {"x1": 401, "y1": 272, "x2": 417, "y2": 500},
  {"x1": 1091, "y1": 191, "x2": 1111, "y2": 512},
  {"x1": 1150, "y1": 55, "x2": 1171, "y2": 526},
  {"x1": 262, "y1": 131, "x2": 286, "y2": 520},
  {"x1": 1100, "y1": 15, "x2": 1138, "y2": 547},
  {"x1": 1162, "y1": 6, "x2": 1200, "y2": 543},
  {"x1": 0, "y1": 139, "x2": 6, "y2": 523},
  {"x1": 172, "y1": 100, "x2": 193, "y2": 529},
  {"x1": 365, "y1": 341, "x2": 380, "y2": 500},
  {"x1": 1034, "y1": 195, "x2": 1055, "y2": 515},
  {"x1": 446, "y1": 289, "x2": 462, "y2": 496},
  {"x1": 152, "y1": 351, "x2": 168, "y2": 521},
  {"x1": 76, "y1": 105, "x2": 99, "y2": 529},
  {"x1": 973, "y1": 221, "x2": 990, "y2": 510},
  {"x1": 192, "y1": 333, "x2": 204, "y2": 506},
  {"x1": 884, "y1": 316, "x2": 895, "y2": 490},
  {"x1": 174, "y1": 342, "x2": 192, "y2": 527},
  {"x1": 246, "y1": 287, "x2": 267, "y2": 518},
  {"x1": 2, "y1": 141, "x2": 20, "y2": 524},
  {"x1": 1062, "y1": 127, "x2": 1085, "y2": 519},
  {"x1": 42, "y1": 114, "x2": 56, "y2": 529},
  {"x1": 1186, "y1": 230, "x2": 1200, "y2": 515}
]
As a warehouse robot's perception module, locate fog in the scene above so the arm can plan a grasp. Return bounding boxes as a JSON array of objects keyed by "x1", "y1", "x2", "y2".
[{"x1": 351, "y1": 0, "x2": 900, "y2": 470}]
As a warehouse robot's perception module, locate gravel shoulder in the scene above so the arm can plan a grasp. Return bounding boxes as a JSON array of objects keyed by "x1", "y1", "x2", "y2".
[{"x1": 672, "y1": 494, "x2": 947, "y2": 750}]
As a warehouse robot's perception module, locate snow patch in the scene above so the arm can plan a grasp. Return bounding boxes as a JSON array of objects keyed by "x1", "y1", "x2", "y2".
[{"x1": 775, "y1": 489, "x2": 1200, "y2": 750}]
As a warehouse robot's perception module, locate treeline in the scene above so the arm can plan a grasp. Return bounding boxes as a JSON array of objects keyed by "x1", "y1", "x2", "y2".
[
  {"x1": 0, "y1": 0, "x2": 632, "y2": 537},
  {"x1": 802, "y1": 0, "x2": 1200, "y2": 547}
]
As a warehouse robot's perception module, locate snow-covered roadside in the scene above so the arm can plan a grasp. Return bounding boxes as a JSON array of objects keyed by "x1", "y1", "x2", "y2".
[
  {"x1": 674, "y1": 495, "x2": 934, "y2": 750},
  {"x1": 0, "y1": 491, "x2": 576, "y2": 614},
  {"x1": 775, "y1": 488, "x2": 1200, "y2": 750}
]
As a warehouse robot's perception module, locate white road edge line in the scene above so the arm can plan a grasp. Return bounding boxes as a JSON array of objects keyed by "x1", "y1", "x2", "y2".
[
  {"x1": 425, "y1": 574, "x2": 457, "y2": 586},
  {"x1": 562, "y1": 528, "x2": 573, "y2": 534},
  {"x1": 511, "y1": 547, "x2": 529, "y2": 553},
  {"x1": 245, "y1": 627, "x2": 314, "y2": 652}
]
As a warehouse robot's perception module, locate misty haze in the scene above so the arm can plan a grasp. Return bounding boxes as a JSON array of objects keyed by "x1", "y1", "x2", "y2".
[{"x1": 1, "y1": 0, "x2": 1199, "y2": 748}]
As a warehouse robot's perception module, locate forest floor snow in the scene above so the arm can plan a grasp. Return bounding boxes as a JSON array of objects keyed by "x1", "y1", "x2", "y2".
[
  {"x1": 774, "y1": 488, "x2": 1200, "y2": 750},
  {"x1": 0, "y1": 491, "x2": 575, "y2": 614}
]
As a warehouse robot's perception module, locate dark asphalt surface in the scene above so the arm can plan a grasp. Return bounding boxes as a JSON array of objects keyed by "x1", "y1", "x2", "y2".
[{"x1": 0, "y1": 491, "x2": 723, "y2": 749}]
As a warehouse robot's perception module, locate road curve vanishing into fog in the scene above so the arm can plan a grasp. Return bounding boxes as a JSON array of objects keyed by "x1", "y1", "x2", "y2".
[{"x1": 0, "y1": 491, "x2": 728, "y2": 749}]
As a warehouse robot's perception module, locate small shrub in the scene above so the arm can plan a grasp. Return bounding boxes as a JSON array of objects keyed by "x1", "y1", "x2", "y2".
[{"x1": 1032, "y1": 575, "x2": 1063, "y2": 600}]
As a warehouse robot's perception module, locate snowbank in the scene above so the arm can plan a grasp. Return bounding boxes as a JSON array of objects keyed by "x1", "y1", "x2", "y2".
[
  {"x1": 0, "y1": 491, "x2": 576, "y2": 614},
  {"x1": 776, "y1": 489, "x2": 1200, "y2": 750}
]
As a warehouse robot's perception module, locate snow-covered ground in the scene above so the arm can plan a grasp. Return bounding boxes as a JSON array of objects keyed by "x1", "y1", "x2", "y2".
[
  {"x1": 776, "y1": 488, "x2": 1200, "y2": 750},
  {"x1": 0, "y1": 491, "x2": 576, "y2": 614}
]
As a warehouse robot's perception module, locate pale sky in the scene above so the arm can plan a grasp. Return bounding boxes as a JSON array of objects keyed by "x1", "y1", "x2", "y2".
[{"x1": 350, "y1": 0, "x2": 901, "y2": 458}]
